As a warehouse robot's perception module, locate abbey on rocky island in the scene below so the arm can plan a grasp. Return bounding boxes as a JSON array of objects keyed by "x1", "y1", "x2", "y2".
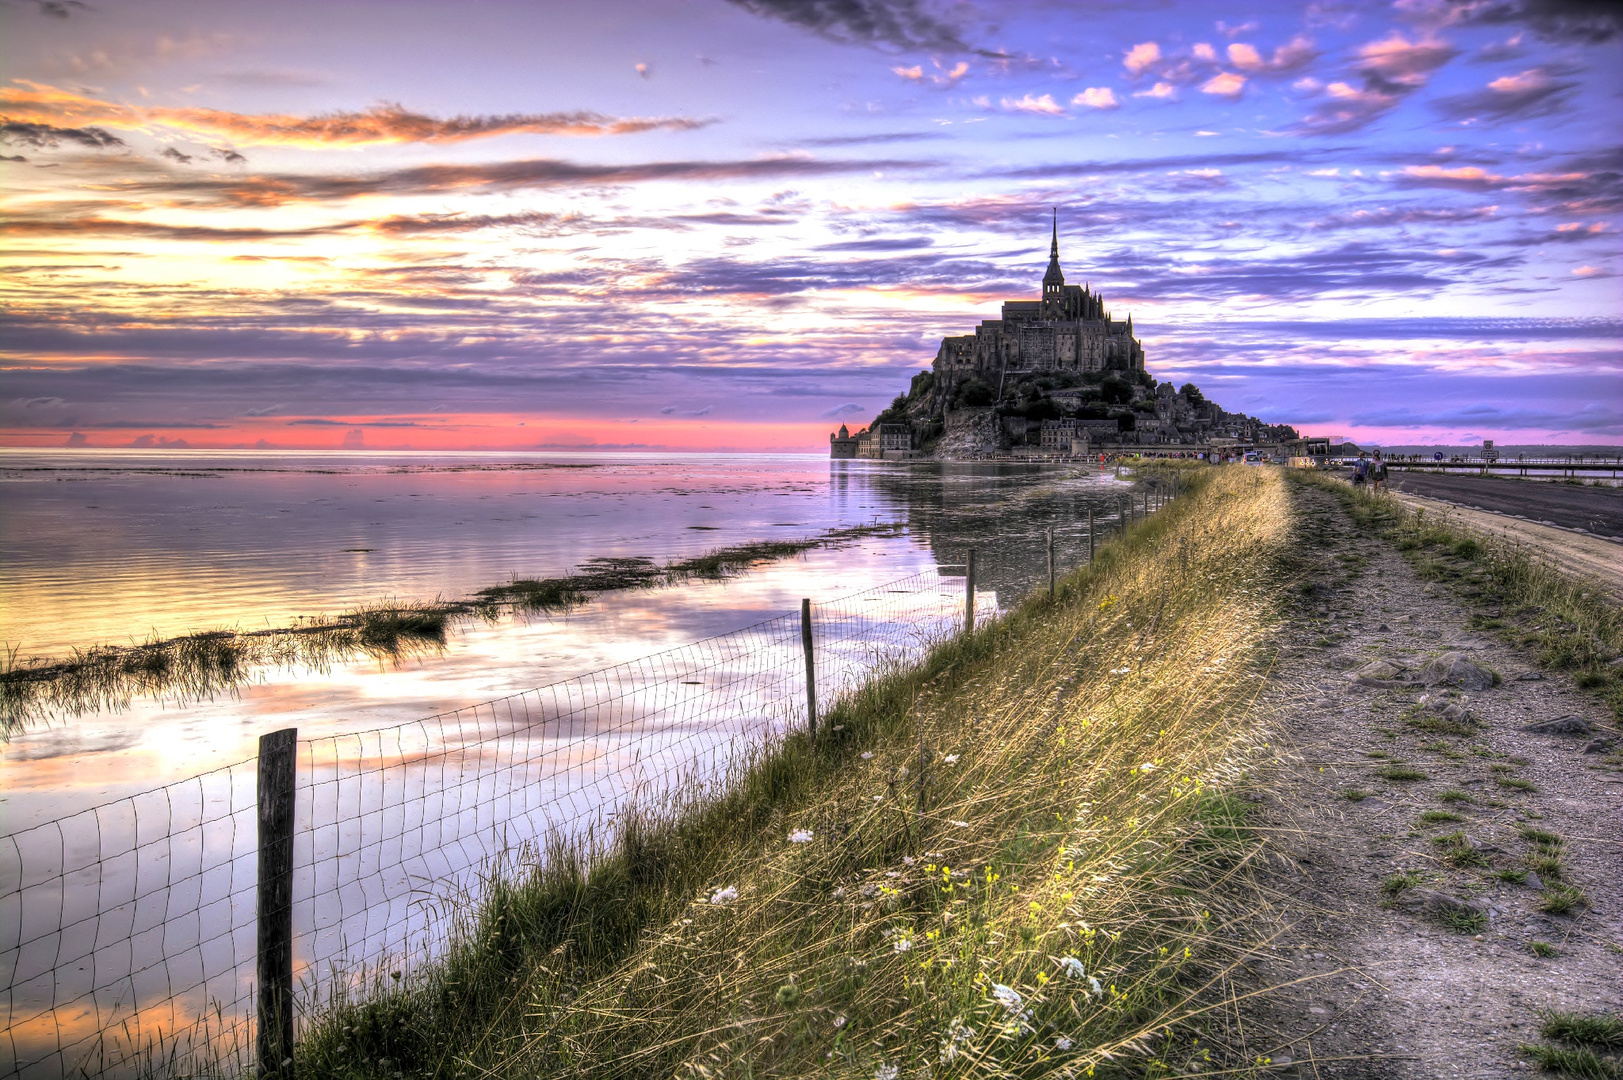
[
  {"x1": 932, "y1": 211, "x2": 1145, "y2": 385},
  {"x1": 831, "y1": 213, "x2": 1297, "y2": 459}
]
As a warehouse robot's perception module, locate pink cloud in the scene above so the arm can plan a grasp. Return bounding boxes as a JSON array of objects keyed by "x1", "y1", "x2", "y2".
[
  {"x1": 1123, "y1": 41, "x2": 1161, "y2": 75},
  {"x1": 1001, "y1": 93, "x2": 1065, "y2": 115},
  {"x1": 1072, "y1": 87, "x2": 1119, "y2": 109},
  {"x1": 1201, "y1": 71, "x2": 1247, "y2": 97}
]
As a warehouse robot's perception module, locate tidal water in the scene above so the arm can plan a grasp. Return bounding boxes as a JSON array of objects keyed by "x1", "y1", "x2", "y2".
[
  {"x1": 2, "y1": 449, "x2": 1142, "y2": 1076},
  {"x1": 1, "y1": 450, "x2": 1133, "y2": 822}
]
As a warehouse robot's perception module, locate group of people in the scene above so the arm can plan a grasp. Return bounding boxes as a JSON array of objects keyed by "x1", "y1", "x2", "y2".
[{"x1": 1352, "y1": 451, "x2": 1389, "y2": 491}]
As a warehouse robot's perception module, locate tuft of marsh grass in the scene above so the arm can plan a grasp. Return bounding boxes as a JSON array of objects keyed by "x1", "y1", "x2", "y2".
[
  {"x1": 1439, "y1": 908, "x2": 1488, "y2": 935},
  {"x1": 1341, "y1": 788, "x2": 1372, "y2": 801},
  {"x1": 1499, "y1": 776, "x2": 1539, "y2": 792},
  {"x1": 1378, "y1": 765, "x2": 1429, "y2": 782},
  {"x1": 1539, "y1": 885, "x2": 1590, "y2": 915},
  {"x1": 1521, "y1": 1043, "x2": 1623, "y2": 1078},
  {"x1": 290, "y1": 466, "x2": 1304, "y2": 1079},
  {"x1": 1431, "y1": 831, "x2": 1490, "y2": 868},
  {"x1": 1528, "y1": 940, "x2": 1557, "y2": 958},
  {"x1": 1542, "y1": 1012, "x2": 1623, "y2": 1049},
  {"x1": 1438, "y1": 788, "x2": 1475, "y2": 804},
  {"x1": 1419, "y1": 810, "x2": 1464, "y2": 825},
  {"x1": 1381, "y1": 871, "x2": 1426, "y2": 897}
]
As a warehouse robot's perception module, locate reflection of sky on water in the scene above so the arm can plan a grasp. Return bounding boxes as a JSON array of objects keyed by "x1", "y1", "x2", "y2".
[
  {"x1": 2, "y1": 451, "x2": 1129, "y2": 812},
  {"x1": 1, "y1": 450, "x2": 1134, "y2": 1076}
]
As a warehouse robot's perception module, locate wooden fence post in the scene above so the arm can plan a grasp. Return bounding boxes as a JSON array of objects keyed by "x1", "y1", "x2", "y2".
[
  {"x1": 1046, "y1": 528, "x2": 1055, "y2": 599},
  {"x1": 964, "y1": 549, "x2": 977, "y2": 635},
  {"x1": 800, "y1": 598, "x2": 817, "y2": 743},
  {"x1": 257, "y1": 728, "x2": 297, "y2": 1080}
]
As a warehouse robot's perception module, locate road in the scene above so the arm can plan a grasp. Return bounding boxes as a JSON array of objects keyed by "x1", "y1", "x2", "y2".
[{"x1": 1389, "y1": 469, "x2": 1623, "y2": 540}]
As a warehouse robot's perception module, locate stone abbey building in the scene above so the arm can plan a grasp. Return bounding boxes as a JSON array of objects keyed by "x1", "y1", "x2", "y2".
[
  {"x1": 932, "y1": 213, "x2": 1145, "y2": 385},
  {"x1": 831, "y1": 214, "x2": 1296, "y2": 458}
]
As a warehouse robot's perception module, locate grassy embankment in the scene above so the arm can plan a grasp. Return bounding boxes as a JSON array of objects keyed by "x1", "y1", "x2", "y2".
[
  {"x1": 0, "y1": 524, "x2": 901, "y2": 735},
  {"x1": 290, "y1": 465, "x2": 1296, "y2": 1079},
  {"x1": 1291, "y1": 469, "x2": 1623, "y2": 725}
]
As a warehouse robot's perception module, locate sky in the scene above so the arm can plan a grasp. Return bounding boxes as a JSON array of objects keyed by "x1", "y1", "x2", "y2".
[{"x1": 1, "y1": 0, "x2": 1620, "y2": 452}]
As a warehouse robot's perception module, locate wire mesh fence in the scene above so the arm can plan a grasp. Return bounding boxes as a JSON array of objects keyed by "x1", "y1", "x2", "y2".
[{"x1": 1, "y1": 565, "x2": 999, "y2": 1079}]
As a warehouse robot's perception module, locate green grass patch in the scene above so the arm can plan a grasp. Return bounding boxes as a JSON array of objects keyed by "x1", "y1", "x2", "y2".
[
  {"x1": 1430, "y1": 831, "x2": 1489, "y2": 868},
  {"x1": 1378, "y1": 765, "x2": 1429, "y2": 782},
  {"x1": 1381, "y1": 871, "x2": 1426, "y2": 897},
  {"x1": 1540, "y1": 885, "x2": 1590, "y2": 915},
  {"x1": 1542, "y1": 1012, "x2": 1623, "y2": 1049},
  {"x1": 1499, "y1": 776, "x2": 1539, "y2": 792},
  {"x1": 1341, "y1": 788, "x2": 1372, "y2": 801},
  {"x1": 1439, "y1": 908, "x2": 1488, "y2": 934},
  {"x1": 1521, "y1": 1044, "x2": 1623, "y2": 1079},
  {"x1": 1437, "y1": 788, "x2": 1475, "y2": 804},
  {"x1": 1418, "y1": 810, "x2": 1464, "y2": 825},
  {"x1": 1528, "y1": 940, "x2": 1558, "y2": 958}
]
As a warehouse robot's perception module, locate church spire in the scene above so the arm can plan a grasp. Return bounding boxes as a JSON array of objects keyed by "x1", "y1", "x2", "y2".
[{"x1": 1042, "y1": 206, "x2": 1065, "y2": 297}]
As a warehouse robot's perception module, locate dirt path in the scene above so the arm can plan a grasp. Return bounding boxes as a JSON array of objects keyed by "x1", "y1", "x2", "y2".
[{"x1": 1236, "y1": 480, "x2": 1623, "y2": 1078}]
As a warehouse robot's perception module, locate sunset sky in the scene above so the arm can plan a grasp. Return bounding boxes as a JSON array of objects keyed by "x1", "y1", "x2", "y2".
[{"x1": 2, "y1": 0, "x2": 1619, "y2": 451}]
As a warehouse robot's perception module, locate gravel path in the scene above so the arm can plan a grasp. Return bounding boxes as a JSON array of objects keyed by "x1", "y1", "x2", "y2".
[{"x1": 1236, "y1": 481, "x2": 1622, "y2": 1078}]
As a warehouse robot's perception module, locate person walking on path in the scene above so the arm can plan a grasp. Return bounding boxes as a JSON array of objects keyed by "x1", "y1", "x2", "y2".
[
  {"x1": 1371, "y1": 451, "x2": 1388, "y2": 493},
  {"x1": 1352, "y1": 453, "x2": 1369, "y2": 486}
]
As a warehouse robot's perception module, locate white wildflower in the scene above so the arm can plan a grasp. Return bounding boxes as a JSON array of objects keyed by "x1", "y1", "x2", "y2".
[
  {"x1": 951, "y1": 820, "x2": 970, "y2": 828},
  {"x1": 874, "y1": 1065, "x2": 899, "y2": 1080},
  {"x1": 1055, "y1": 1036, "x2": 1073, "y2": 1051},
  {"x1": 1138, "y1": 762, "x2": 1156, "y2": 772},
  {"x1": 1110, "y1": 666, "x2": 1131, "y2": 674},
  {"x1": 708, "y1": 885, "x2": 738, "y2": 905},
  {"x1": 1057, "y1": 955, "x2": 1086, "y2": 979},
  {"x1": 893, "y1": 936, "x2": 912, "y2": 953},
  {"x1": 901, "y1": 855, "x2": 916, "y2": 866},
  {"x1": 940, "y1": 1019, "x2": 975, "y2": 1063},
  {"x1": 833, "y1": 1014, "x2": 847, "y2": 1030},
  {"x1": 991, "y1": 983, "x2": 1023, "y2": 1014},
  {"x1": 861, "y1": 751, "x2": 874, "y2": 760},
  {"x1": 1088, "y1": 975, "x2": 1104, "y2": 996},
  {"x1": 942, "y1": 754, "x2": 959, "y2": 764},
  {"x1": 789, "y1": 828, "x2": 814, "y2": 844}
]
